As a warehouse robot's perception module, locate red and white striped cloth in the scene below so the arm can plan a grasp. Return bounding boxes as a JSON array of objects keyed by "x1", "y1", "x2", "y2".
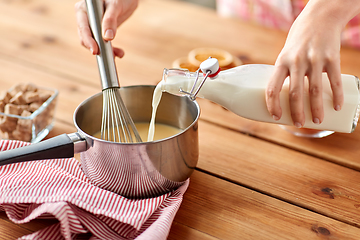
[{"x1": 0, "y1": 140, "x2": 189, "y2": 240}]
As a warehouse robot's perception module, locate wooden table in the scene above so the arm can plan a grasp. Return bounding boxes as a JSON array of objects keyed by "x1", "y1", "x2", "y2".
[{"x1": 1, "y1": 0, "x2": 360, "y2": 239}]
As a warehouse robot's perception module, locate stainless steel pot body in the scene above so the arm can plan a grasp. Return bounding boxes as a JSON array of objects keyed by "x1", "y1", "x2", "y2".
[
  {"x1": 76, "y1": 85, "x2": 200, "y2": 198},
  {"x1": 0, "y1": 85, "x2": 200, "y2": 199}
]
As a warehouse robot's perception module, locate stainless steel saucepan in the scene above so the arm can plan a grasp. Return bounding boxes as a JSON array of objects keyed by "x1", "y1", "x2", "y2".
[{"x1": 0, "y1": 85, "x2": 200, "y2": 199}]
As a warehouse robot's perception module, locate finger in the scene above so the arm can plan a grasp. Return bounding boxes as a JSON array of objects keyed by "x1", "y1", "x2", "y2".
[
  {"x1": 102, "y1": 2, "x2": 120, "y2": 40},
  {"x1": 308, "y1": 64, "x2": 324, "y2": 124},
  {"x1": 266, "y1": 66, "x2": 289, "y2": 121},
  {"x1": 288, "y1": 69, "x2": 306, "y2": 127},
  {"x1": 75, "y1": 1, "x2": 99, "y2": 54},
  {"x1": 113, "y1": 47, "x2": 125, "y2": 58},
  {"x1": 325, "y1": 59, "x2": 343, "y2": 111},
  {"x1": 102, "y1": 1, "x2": 138, "y2": 40}
]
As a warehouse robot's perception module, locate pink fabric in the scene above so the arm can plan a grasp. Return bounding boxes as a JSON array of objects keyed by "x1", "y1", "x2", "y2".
[
  {"x1": 0, "y1": 140, "x2": 188, "y2": 240},
  {"x1": 216, "y1": 0, "x2": 360, "y2": 49},
  {"x1": 216, "y1": 0, "x2": 295, "y2": 30}
]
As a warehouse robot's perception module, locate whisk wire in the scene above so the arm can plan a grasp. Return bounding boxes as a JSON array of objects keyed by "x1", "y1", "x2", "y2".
[
  {"x1": 101, "y1": 91, "x2": 108, "y2": 140},
  {"x1": 113, "y1": 88, "x2": 140, "y2": 142},
  {"x1": 101, "y1": 88, "x2": 142, "y2": 143},
  {"x1": 115, "y1": 90, "x2": 142, "y2": 143},
  {"x1": 111, "y1": 89, "x2": 129, "y2": 142},
  {"x1": 109, "y1": 90, "x2": 118, "y2": 142}
]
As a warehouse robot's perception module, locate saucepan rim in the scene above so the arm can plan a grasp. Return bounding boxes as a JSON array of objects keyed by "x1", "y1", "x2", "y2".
[{"x1": 73, "y1": 85, "x2": 201, "y2": 145}]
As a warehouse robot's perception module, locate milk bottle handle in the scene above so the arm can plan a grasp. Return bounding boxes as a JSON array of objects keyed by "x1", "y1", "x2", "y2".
[{"x1": 180, "y1": 57, "x2": 221, "y2": 100}]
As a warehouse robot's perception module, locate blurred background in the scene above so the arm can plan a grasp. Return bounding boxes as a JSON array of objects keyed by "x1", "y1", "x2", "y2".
[{"x1": 175, "y1": 0, "x2": 216, "y2": 9}]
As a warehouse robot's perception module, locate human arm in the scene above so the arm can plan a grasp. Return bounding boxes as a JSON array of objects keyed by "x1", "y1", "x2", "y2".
[
  {"x1": 265, "y1": 0, "x2": 360, "y2": 127},
  {"x1": 75, "y1": 0, "x2": 138, "y2": 58}
]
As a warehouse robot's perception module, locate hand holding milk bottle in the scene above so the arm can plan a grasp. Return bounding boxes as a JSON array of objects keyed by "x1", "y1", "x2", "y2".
[
  {"x1": 158, "y1": 58, "x2": 360, "y2": 133},
  {"x1": 265, "y1": 0, "x2": 360, "y2": 128}
]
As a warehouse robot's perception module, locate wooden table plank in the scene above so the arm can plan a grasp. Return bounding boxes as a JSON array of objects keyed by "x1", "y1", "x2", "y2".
[
  {"x1": 0, "y1": 212, "x2": 59, "y2": 240},
  {"x1": 0, "y1": 213, "x2": 33, "y2": 240},
  {"x1": 170, "y1": 171, "x2": 360, "y2": 240},
  {"x1": 197, "y1": 120, "x2": 360, "y2": 227},
  {"x1": 168, "y1": 222, "x2": 219, "y2": 240},
  {"x1": 0, "y1": 0, "x2": 98, "y2": 85}
]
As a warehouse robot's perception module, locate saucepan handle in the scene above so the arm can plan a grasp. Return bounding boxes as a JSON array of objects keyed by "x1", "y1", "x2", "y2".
[{"x1": 0, "y1": 133, "x2": 86, "y2": 166}]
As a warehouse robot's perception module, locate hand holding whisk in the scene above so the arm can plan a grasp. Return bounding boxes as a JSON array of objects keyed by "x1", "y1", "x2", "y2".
[{"x1": 85, "y1": 0, "x2": 142, "y2": 143}]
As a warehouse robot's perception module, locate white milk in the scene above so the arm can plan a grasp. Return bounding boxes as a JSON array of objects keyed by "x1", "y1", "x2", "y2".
[
  {"x1": 148, "y1": 83, "x2": 163, "y2": 141},
  {"x1": 154, "y1": 64, "x2": 360, "y2": 133}
]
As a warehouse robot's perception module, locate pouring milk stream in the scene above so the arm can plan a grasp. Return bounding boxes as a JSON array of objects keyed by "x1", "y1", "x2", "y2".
[{"x1": 148, "y1": 58, "x2": 360, "y2": 141}]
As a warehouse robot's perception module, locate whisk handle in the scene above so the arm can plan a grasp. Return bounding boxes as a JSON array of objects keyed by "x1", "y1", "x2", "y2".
[{"x1": 85, "y1": 0, "x2": 119, "y2": 89}]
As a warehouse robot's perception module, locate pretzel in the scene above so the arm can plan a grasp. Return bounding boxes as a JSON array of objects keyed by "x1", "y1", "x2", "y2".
[
  {"x1": 172, "y1": 48, "x2": 242, "y2": 72},
  {"x1": 188, "y1": 48, "x2": 234, "y2": 68}
]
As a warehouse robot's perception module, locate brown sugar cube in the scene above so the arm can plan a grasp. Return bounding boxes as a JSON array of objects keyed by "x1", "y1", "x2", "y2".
[
  {"x1": 0, "y1": 91, "x2": 11, "y2": 113},
  {"x1": 17, "y1": 110, "x2": 32, "y2": 133},
  {"x1": 16, "y1": 123, "x2": 32, "y2": 133},
  {"x1": 1, "y1": 104, "x2": 21, "y2": 132},
  {"x1": 9, "y1": 84, "x2": 25, "y2": 97},
  {"x1": 0, "y1": 101, "x2": 5, "y2": 113},
  {"x1": 35, "y1": 109, "x2": 52, "y2": 131},
  {"x1": 14, "y1": 83, "x2": 26, "y2": 92},
  {"x1": 12, "y1": 129, "x2": 31, "y2": 142},
  {"x1": 38, "y1": 90, "x2": 52, "y2": 102},
  {"x1": 23, "y1": 83, "x2": 38, "y2": 92},
  {"x1": 11, "y1": 83, "x2": 37, "y2": 93},
  {"x1": 18, "y1": 104, "x2": 30, "y2": 112},
  {"x1": 0, "y1": 116, "x2": 17, "y2": 132},
  {"x1": 21, "y1": 110, "x2": 32, "y2": 117},
  {"x1": 29, "y1": 102, "x2": 42, "y2": 112},
  {"x1": 9, "y1": 92, "x2": 26, "y2": 105},
  {"x1": 24, "y1": 91, "x2": 40, "y2": 104},
  {"x1": 0, "y1": 91, "x2": 12, "y2": 104},
  {"x1": 4, "y1": 103, "x2": 21, "y2": 115}
]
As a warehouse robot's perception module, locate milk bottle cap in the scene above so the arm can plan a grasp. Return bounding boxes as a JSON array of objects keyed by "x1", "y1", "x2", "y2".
[{"x1": 200, "y1": 58, "x2": 220, "y2": 78}]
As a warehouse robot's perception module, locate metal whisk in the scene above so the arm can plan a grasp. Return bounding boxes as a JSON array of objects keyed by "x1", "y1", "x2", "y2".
[{"x1": 86, "y1": 0, "x2": 142, "y2": 143}]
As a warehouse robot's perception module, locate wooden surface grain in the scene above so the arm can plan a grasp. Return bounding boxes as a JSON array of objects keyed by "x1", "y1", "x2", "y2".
[{"x1": 1, "y1": 0, "x2": 360, "y2": 239}]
